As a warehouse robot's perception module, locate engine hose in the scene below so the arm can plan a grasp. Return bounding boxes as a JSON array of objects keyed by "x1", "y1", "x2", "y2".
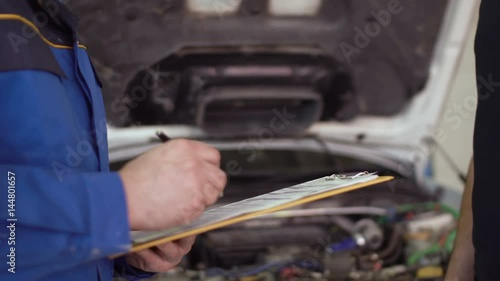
[
  {"x1": 359, "y1": 225, "x2": 403, "y2": 265},
  {"x1": 378, "y1": 225, "x2": 404, "y2": 259},
  {"x1": 383, "y1": 241, "x2": 404, "y2": 265}
]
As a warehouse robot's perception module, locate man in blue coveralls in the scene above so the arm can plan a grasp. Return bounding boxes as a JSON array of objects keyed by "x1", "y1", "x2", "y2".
[{"x1": 0, "y1": 1, "x2": 227, "y2": 280}]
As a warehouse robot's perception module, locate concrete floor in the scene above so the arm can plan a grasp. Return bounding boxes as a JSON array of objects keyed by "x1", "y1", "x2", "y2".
[{"x1": 433, "y1": 16, "x2": 477, "y2": 191}]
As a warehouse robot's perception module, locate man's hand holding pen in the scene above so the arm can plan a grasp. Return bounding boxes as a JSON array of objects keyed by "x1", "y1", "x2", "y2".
[{"x1": 118, "y1": 132, "x2": 227, "y2": 272}]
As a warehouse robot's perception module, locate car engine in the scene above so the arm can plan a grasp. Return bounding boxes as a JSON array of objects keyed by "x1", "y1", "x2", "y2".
[{"x1": 112, "y1": 150, "x2": 456, "y2": 281}]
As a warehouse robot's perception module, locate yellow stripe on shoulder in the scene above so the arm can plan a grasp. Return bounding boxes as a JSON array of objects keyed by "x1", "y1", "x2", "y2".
[{"x1": 0, "y1": 14, "x2": 86, "y2": 50}]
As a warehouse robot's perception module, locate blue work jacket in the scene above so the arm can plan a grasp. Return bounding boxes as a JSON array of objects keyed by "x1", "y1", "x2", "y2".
[{"x1": 0, "y1": 1, "x2": 154, "y2": 280}]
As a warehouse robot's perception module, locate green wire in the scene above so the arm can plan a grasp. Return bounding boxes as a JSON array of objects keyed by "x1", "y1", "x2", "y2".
[
  {"x1": 445, "y1": 230, "x2": 457, "y2": 253},
  {"x1": 407, "y1": 244, "x2": 442, "y2": 266},
  {"x1": 439, "y1": 204, "x2": 459, "y2": 219},
  {"x1": 406, "y1": 230, "x2": 457, "y2": 265},
  {"x1": 395, "y1": 202, "x2": 459, "y2": 219},
  {"x1": 386, "y1": 202, "x2": 459, "y2": 265}
]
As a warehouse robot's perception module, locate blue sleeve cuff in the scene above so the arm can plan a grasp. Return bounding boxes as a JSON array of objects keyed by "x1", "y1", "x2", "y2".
[
  {"x1": 86, "y1": 172, "x2": 157, "y2": 281},
  {"x1": 84, "y1": 172, "x2": 131, "y2": 259},
  {"x1": 114, "y1": 256, "x2": 157, "y2": 280}
]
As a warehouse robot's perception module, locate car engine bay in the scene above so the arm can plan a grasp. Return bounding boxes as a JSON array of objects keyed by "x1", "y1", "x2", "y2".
[
  {"x1": 112, "y1": 150, "x2": 457, "y2": 281},
  {"x1": 167, "y1": 202, "x2": 456, "y2": 281}
]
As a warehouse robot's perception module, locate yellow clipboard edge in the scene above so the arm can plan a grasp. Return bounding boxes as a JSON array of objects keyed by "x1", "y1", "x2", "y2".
[{"x1": 112, "y1": 176, "x2": 393, "y2": 258}]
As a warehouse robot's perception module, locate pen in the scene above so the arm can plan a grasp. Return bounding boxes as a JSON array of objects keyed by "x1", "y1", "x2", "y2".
[
  {"x1": 155, "y1": 130, "x2": 224, "y2": 197},
  {"x1": 156, "y1": 130, "x2": 171, "y2": 142}
]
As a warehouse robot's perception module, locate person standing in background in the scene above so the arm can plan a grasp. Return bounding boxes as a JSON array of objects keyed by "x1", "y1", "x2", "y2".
[{"x1": 445, "y1": 1, "x2": 500, "y2": 280}]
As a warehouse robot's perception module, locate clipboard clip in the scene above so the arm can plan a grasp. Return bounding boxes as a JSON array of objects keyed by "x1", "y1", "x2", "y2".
[{"x1": 325, "y1": 171, "x2": 376, "y2": 181}]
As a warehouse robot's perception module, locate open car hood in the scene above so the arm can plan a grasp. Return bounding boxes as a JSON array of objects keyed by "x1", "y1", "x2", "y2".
[{"x1": 68, "y1": 0, "x2": 478, "y2": 184}]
